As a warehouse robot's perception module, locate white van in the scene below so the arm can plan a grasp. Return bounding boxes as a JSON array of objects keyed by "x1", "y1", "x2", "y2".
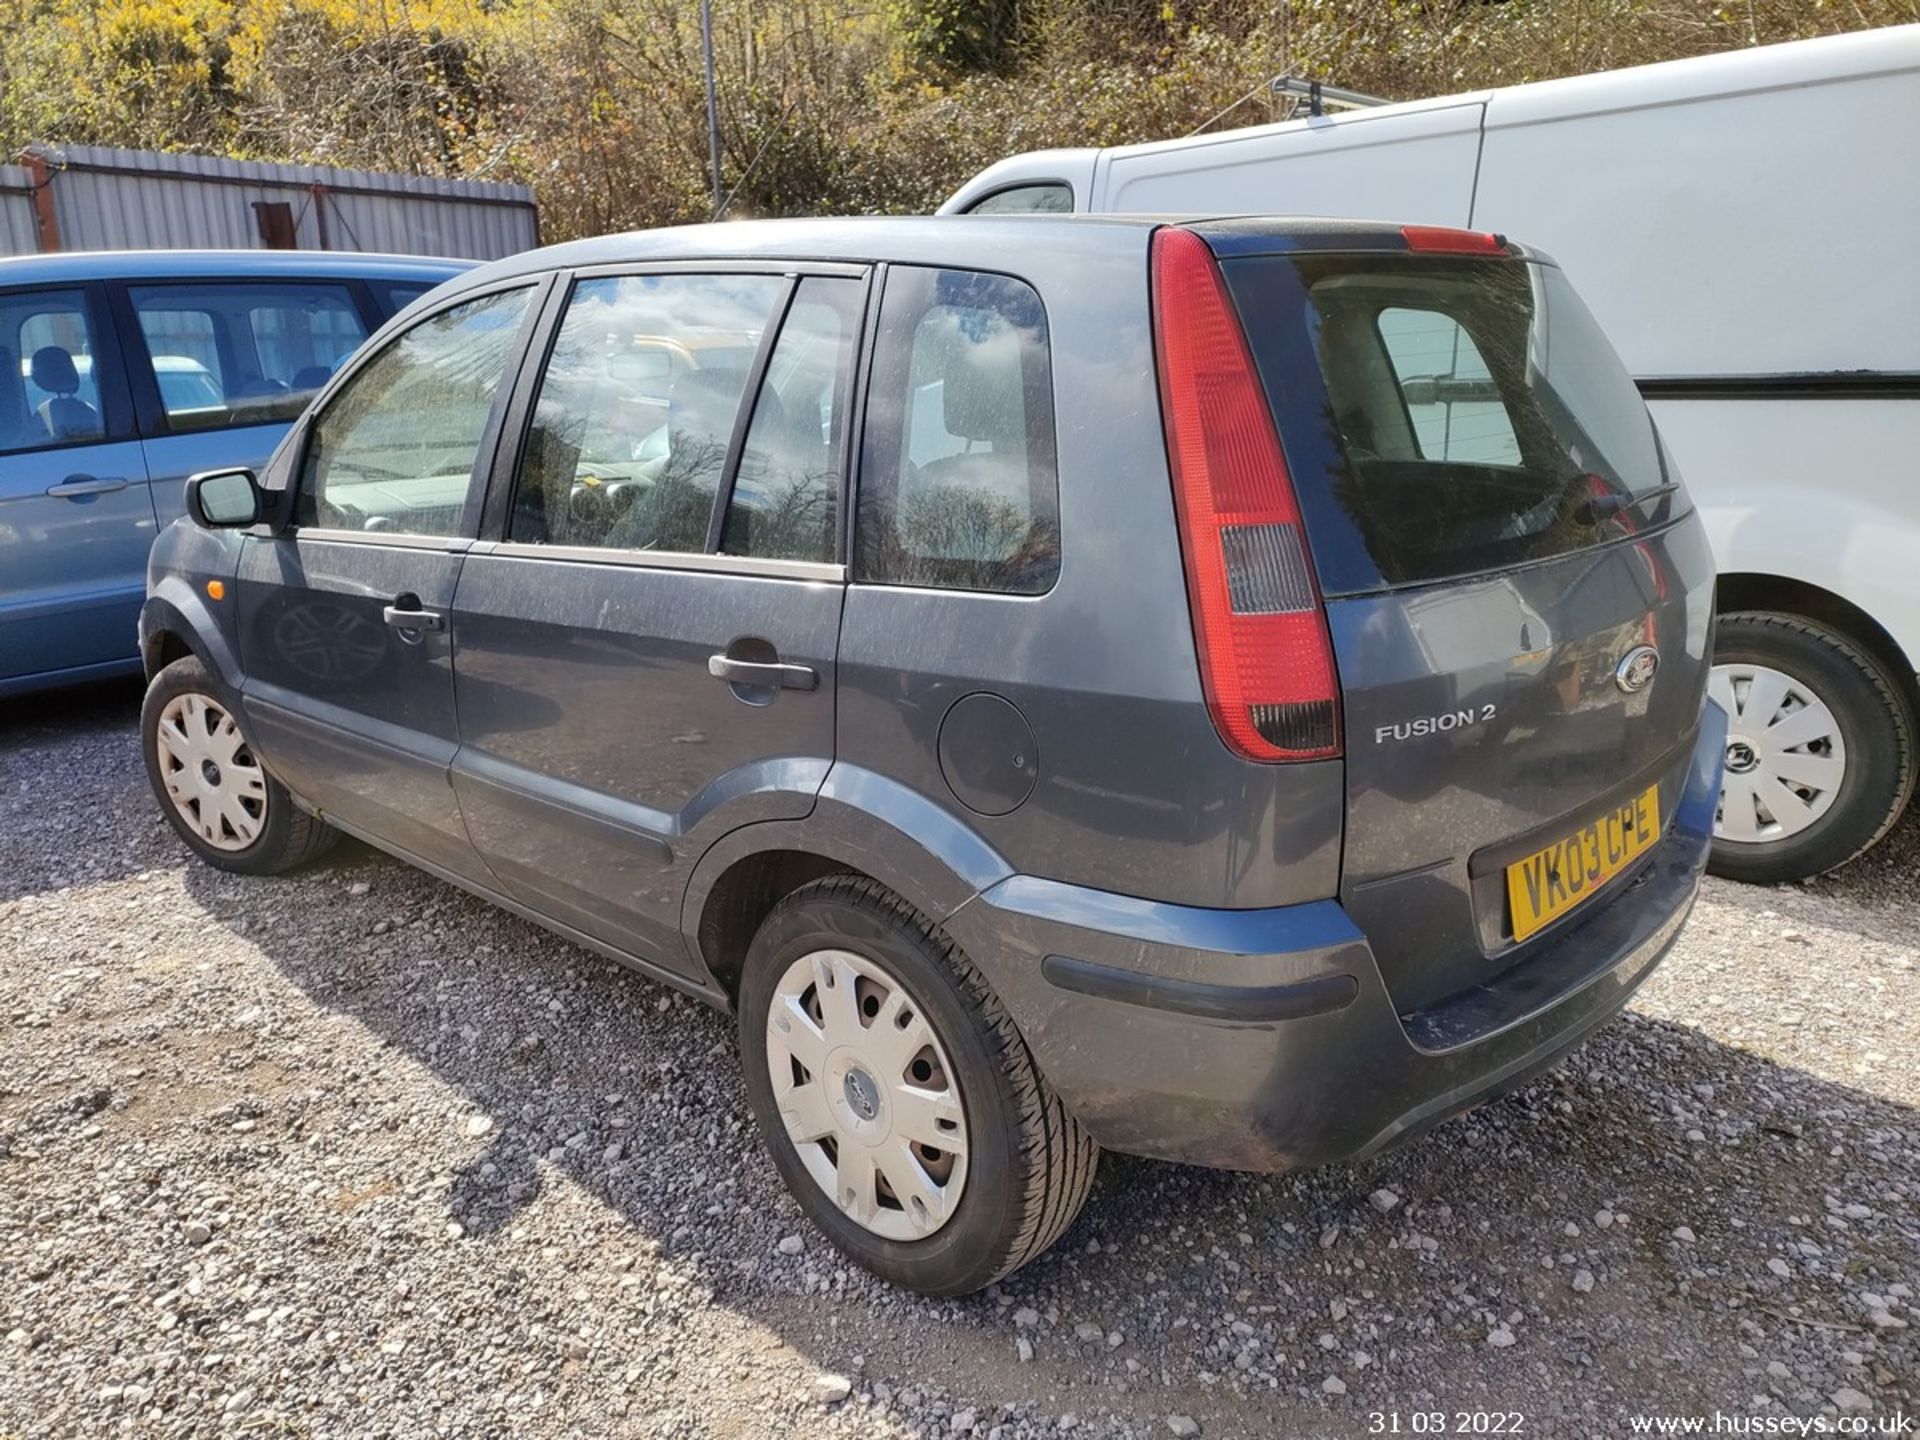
[{"x1": 942, "y1": 26, "x2": 1920, "y2": 883}]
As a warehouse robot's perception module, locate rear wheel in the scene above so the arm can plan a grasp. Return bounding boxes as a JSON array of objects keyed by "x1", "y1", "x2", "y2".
[
  {"x1": 142, "y1": 654, "x2": 340, "y2": 875},
  {"x1": 737, "y1": 875, "x2": 1097, "y2": 1296},
  {"x1": 1708, "y1": 612, "x2": 1915, "y2": 883}
]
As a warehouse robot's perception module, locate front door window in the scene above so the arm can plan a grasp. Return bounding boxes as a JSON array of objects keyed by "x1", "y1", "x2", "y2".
[{"x1": 297, "y1": 286, "x2": 532, "y2": 537}]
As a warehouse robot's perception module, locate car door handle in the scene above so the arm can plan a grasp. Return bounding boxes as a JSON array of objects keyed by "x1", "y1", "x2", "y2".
[
  {"x1": 382, "y1": 605, "x2": 446, "y2": 633},
  {"x1": 46, "y1": 475, "x2": 129, "y2": 498},
  {"x1": 707, "y1": 654, "x2": 818, "y2": 691}
]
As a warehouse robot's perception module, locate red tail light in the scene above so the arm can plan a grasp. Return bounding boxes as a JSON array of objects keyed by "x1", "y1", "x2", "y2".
[
  {"x1": 1151, "y1": 227, "x2": 1341, "y2": 763},
  {"x1": 1402, "y1": 224, "x2": 1509, "y2": 256}
]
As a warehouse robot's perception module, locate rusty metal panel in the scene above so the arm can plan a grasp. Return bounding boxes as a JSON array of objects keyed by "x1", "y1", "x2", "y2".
[
  {"x1": 21, "y1": 145, "x2": 537, "y2": 259},
  {"x1": 0, "y1": 165, "x2": 40, "y2": 256}
]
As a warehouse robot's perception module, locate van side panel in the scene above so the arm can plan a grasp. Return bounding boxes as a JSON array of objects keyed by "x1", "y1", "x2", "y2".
[
  {"x1": 1098, "y1": 101, "x2": 1485, "y2": 225},
  {"x1": 1471, "y1": 40, "x2": 1920, "y2": 377},
  {"x1": 1650, "y1": 396, "x2": 1920, "y2": 674}
]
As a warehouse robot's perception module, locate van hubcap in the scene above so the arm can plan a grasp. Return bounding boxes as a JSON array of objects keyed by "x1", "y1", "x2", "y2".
[
  {"x1": 1709, "y1": 663, "x2": 1846, "y2": 844},
  {"x1": 764, "y1": 948, "x2": 969, "y2": 1241},
  {"x1": 154, "y1": 693, "x2": 268, "y2": 852}
]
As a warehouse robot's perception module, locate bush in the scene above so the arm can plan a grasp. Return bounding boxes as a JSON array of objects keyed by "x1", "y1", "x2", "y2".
[{"x1": 2, "y1": 0, "x2": 1912, "y2": 240}]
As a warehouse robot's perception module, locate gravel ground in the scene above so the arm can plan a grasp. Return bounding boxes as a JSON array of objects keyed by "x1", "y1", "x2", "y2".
[{"x1": 2, "y1": 682, "x2": 1915, "y2": 1440}]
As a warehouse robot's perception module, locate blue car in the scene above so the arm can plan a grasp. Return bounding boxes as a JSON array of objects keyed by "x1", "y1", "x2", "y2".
[{"x1": 0, "y1": 250, "x2": 468, "y2": 696}]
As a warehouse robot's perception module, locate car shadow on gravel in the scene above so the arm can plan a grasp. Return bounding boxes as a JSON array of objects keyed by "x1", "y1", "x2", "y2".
[
  {"x1": 1760, "y1": 801, "x2": 1920, "y2": 949},
  {"x1": 176, "y1": 848, "x2": 1919, "y2": 1430},
  {"x1": 0, "y1": 679, "x2": 167, "y2": 904}
]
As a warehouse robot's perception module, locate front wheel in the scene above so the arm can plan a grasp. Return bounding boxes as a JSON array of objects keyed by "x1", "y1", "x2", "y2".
[
  {"x1": 142, "y1": 654, "x2": 340, "y2": 875},
  {"x1": 737, "y1": 875, "x2": 1098, "y2": 1296},
  {"x1": 1707, "y1": 612, "x2": 1916, "y2": 884}
]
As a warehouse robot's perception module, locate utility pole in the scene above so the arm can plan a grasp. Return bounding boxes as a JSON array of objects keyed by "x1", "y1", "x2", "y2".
[{"x1": 702, "y1": 0, "x2": 724, "y2": 217}]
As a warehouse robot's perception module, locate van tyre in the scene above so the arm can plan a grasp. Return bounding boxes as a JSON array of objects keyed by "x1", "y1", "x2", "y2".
[
  {"x1": 737, "y1": 875, "x2": 1098, "y2": 1296},
  {"x1": 142, "y1": 654, "x2": 340, "y2": 875},
  {"x1": 1708, "y1": 612, "x2": 1916, "y2": 884}
]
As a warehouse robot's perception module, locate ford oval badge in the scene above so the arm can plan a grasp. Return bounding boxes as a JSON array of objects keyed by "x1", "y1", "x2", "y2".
[{"x1": 1615, "y1": 644, "x2": 1660, "y2": 694}]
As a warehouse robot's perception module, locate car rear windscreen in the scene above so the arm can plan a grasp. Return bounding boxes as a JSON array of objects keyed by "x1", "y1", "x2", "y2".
[{"x1": 1224, "y1": 253, "x2": 1682, "y2": 594}]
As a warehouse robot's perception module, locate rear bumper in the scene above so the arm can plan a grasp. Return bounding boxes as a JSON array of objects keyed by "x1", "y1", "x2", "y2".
[{"x1": 948, "y1": 700, "x2": 1725, "y2": 1172}]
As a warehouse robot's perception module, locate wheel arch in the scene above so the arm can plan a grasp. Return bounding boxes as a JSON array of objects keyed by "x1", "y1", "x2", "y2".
[
  {"x1": 140, "y1": 587, "x2": 242, "y2": 691},
  {"x1": 681, "y1": 766, "x2": 1015, "y2": 1005},
  {"x1": 1716, "y1": 572, "x2": 1920, "y2": 719},
  {"x1": 146, "y1": 627, "x2": 195, "y2": 680}
]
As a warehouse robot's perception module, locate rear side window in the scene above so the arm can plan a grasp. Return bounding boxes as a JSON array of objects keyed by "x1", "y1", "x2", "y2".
[
  {"x1": 129, "y1": 283, "x2": 367, "y2": 433},
  {"x1": 297, "y1": 286, "x2": 531, "y2": 537},
  {"x1": 856, "y1": 267, "x2": 1059, "y2": 595},
  {"x1": 1228, "y1": 255, "x2": 1676, "y2": 592}
]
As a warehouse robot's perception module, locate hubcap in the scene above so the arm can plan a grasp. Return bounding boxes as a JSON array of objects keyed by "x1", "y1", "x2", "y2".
[
  {"x1": 154, "y1": 692, "x2": 268, "y2": 852},
  {"x1": 764, "y1": 948, "x2": 969, "y2": 1242},
  {"x1": 1709, "y1": 663, "x2": 1847, "y2": 844}
]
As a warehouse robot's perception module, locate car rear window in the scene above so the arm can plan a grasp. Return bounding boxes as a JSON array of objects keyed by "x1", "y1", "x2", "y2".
[{"x1": 1225, "y1": 254, "x2": 1680, "y2": 593}]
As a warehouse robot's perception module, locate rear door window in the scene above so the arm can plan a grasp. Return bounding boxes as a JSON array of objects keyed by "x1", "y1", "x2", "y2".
[
  {"x1": 1226, "y1": 254, "x2": 1677, "y2": 593},
  {"x1": 379, "y1": 282, "x2": 439, "y2": 315},
  {"x1": 509, "y1": 272, "x2": 788, "y2": 554},
  {"x1": 722, "y1": 276, "x2": 863, "y2": 564},
  {"x1": 1, "y1": 288, "x2": 108, "y2": 452},
  {"x1": 855, "y1": 267, "x2": 1059, "y2": 595},
  {"x1": 129, "y1": 282, "x2": 367, "y2": 432}
]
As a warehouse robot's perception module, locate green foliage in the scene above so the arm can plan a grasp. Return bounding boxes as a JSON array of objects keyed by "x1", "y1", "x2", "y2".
[
  {"x1": 1, "y1": 0, "x2": 1913, "y2": 240},
  {"x1": 892, "y1": 0, "x2": 1026, "y2": 76}
]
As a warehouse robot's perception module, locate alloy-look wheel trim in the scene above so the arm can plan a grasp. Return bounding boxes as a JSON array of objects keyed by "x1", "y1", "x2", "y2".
[
  {"x1": 765, "y1": 947, "x2": 970, "y2": 1242},
  {"x1": 154, "y1": 692, "x2": 269, "y2": 852},
  {"x1": 1709, "y1": 662, "x2": 1847, "y2": 844}
]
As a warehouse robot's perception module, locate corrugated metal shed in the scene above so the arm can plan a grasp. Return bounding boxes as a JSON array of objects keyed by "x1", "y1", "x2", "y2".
[
  {"x1": 0, "y1": 164, "x2": 40, "y2": 255},
  {"x1": 1, "y1": 144, "x2": 538, "y2": 259}
]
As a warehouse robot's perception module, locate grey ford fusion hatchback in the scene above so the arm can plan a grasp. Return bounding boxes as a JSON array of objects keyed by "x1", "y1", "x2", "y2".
[{"x1": 139, "y1": 215, "x2": 1725, "y2": 1295}]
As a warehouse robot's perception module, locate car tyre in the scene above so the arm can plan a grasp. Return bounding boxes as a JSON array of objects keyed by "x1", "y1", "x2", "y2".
[
  {"x1": 1708, "y1": 612, "x2": 1916, "y2": 884},
  {"x1": 142, "y1": 654, "x2": 340, "y2": 875},
  {"x1": 738, "y1": 874, "x2": 1098, "y2": 1296}
]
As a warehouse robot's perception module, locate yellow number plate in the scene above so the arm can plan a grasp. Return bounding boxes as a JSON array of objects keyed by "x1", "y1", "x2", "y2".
[{"x1": 1506, "y1": 784, "x2": 1662, "y2": 943}]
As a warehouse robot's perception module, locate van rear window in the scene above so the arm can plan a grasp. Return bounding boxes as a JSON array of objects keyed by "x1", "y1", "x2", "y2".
[{"x1": 1225, "y1": 254, "x2": 1680, "y2": 593}]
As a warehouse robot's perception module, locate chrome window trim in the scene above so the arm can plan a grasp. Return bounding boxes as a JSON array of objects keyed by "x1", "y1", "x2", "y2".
[
  {"x1": 285, "y1": 528, "x2": 475, "y2": 554},
  {"x1": 470, "y1": 538, "x2": 843, "y2": 584}
]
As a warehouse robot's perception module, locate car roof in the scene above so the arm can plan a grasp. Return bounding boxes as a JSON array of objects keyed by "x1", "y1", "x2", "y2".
[
  {"x1": 449, "y1": 214, "x2": 1427, "y2": 292},
  {"x1": 0, "y1": 249, "x2": 474, "y2": 286}
]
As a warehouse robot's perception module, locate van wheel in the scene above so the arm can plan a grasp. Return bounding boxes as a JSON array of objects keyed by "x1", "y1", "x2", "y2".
[
  {"x1": 1707, "y1": 612, "x2": 1916, "y2": 884},
  {"x1": 141, "y1": 655, "x2": 339, "y2": 875},
  {"x1": 737, "y1": 875, "x2": 1098, "y2": 1296}
]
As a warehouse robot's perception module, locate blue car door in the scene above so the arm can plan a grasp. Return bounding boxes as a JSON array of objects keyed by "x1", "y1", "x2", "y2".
[{"x1": 0, "y1": 281, "x2": 156, "y2": 692}]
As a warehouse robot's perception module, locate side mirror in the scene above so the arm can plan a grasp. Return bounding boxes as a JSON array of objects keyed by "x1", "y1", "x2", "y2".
[{"x1": 186, "y1": 468, "x2": 262, "y2": 528}]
